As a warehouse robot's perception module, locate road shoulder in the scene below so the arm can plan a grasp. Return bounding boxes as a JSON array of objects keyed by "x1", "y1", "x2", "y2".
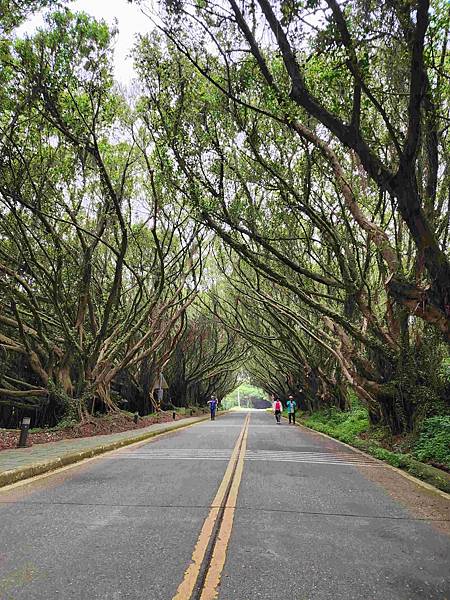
[{"x1": 286, "y1": 418, "x2": 450, "y2": 535}]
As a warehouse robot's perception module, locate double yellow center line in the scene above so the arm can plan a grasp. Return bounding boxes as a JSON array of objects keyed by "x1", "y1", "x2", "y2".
[{"x1": 173, "y1": 413, "x2": 250, "y2": 600}]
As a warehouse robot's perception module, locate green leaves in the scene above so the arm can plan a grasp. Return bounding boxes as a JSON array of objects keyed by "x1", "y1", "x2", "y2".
[{"x1": 414, "y1": 416, "x2": 450, "y2": 467}]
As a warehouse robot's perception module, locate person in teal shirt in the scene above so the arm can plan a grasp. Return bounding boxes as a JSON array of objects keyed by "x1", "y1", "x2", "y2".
[{"x1": 286, "y1": 395, "x2": 297, "y2": 424}]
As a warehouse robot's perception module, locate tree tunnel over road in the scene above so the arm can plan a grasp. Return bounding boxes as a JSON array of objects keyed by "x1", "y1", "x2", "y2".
[{"x1": 222, "y1": 383, "x2": 271, "y2": 410}]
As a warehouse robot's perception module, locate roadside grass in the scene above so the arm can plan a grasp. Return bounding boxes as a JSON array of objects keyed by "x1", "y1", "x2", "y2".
[
  {"x1": 294, "y1": 404, "x2": 450, "y2": 494},
  {"x1": 413, "y1": 416, "x2": 450, "y2": 467}
]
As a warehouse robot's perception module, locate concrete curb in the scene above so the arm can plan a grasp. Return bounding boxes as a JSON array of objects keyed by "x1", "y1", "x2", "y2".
[
  {"x1": 287, "y1": 417, "x2": 450, "y2": 500},
  {"x1": 0, "y1": 414, "x2": 214, "y2": 489}
]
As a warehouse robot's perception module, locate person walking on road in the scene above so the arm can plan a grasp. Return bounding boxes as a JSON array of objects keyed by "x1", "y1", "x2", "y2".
[
  {"x1": 287, "y1": 394, "x2": 297, "y2": 424},
  {"x1": 273, "y1": 396, "x2": 282, "y2": 424},
  {"x1": 207, "y1": 395, "x2": 218, "y2": 421}
]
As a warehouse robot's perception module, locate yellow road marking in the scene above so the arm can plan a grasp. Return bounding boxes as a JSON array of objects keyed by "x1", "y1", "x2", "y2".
[
  {"x1": 199, "y1": 414, "x2": 249, "y2": 600},
  {"x1": 172, "y1": 413, "x2": 250, "y2": 600}
]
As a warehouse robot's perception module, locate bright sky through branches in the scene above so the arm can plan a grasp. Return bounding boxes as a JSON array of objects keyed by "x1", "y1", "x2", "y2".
[{"x1": 17, "y1": 0, "x2": 154, "y2": 83}]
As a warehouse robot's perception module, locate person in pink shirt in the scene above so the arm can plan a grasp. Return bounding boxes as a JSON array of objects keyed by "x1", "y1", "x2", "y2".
[{"x1": 272, "y1": 395, "x2": 283, "y2": 424}]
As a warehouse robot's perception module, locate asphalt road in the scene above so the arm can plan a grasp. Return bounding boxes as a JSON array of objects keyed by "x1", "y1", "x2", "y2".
[{"x1": 0, "y1": 410, "x2": 449, "y2": 600}]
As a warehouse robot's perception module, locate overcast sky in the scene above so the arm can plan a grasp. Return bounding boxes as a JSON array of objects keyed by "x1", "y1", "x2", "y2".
[{"x1": 18, "y1": 0, "x2": 156, "y2": 83}]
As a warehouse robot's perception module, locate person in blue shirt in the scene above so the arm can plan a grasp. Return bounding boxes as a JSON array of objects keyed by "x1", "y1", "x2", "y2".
[
  {"x1": 207, "y1": 395, "x2": 218, "y2": 420},
  {"x1": 286, "y1": 394, "x2": 297, "y2": 424}
]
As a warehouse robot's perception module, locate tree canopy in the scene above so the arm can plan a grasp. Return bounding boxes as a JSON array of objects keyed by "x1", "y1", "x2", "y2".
[{"x1": 0, "y1": 0, "x2": 448, "y2": 434}]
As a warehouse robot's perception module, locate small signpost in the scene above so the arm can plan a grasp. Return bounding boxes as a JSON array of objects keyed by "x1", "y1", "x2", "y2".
[{"x1": 152, "y1": 372, "x2": 169, "y2": 411}]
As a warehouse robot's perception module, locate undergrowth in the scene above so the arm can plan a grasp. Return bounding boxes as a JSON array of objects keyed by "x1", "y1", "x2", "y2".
[
  {"x1": 303, "y1": 405, "x2": 369, "y2": 444},
  {"x1": 413, "y1": 416, "x2": 450, "y2": 467}
]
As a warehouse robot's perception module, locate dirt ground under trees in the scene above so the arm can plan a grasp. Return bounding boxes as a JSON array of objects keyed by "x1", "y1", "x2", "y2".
[{"x1": 0, "y1": 410, "x2": 206, "y2": 451}]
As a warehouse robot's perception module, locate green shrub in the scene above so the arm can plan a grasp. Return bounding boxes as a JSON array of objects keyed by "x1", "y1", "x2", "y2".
[
  {"x1": 55, "y1": 417, "x2": 78, "y2": 430},
  {"x1": 413, "y1": 416, "x2": 450, "y2": 467},
  {"x1": 304, "y1": 405, "x2": 369, "y2": 441},
  {"x1": 439, "y1": 357, "x2": 450, "y2": 384},
  {"x1": 369, "y1": 447, "x2": 411, "y2": 468}
]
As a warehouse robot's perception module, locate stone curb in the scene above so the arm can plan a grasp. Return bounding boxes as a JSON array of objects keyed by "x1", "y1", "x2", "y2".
[
  {"x1": 287, "y1": 417, "x2": 450, "y2": 500},
  {"x1": 0, "y1": 414, "x2": 214, "y2": 489}
]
